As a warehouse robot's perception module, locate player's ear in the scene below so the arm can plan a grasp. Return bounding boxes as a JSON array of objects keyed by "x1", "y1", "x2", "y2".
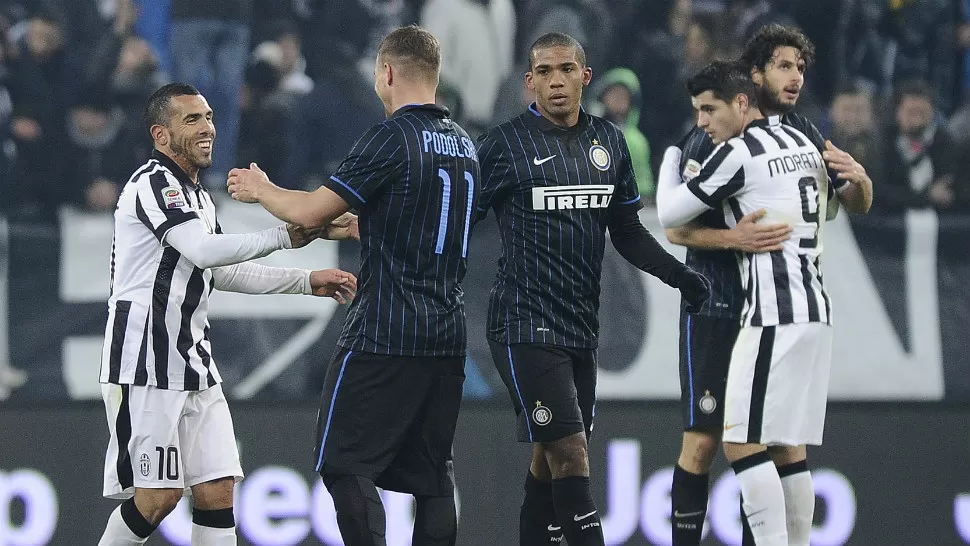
[
  {"x1": 582, "y1": 66, "x2": 593, "y2": 87},
  {"x1": 750, "y1": 67, "x2": 764, "y2": 87},
  {"x1": 525, "y1": 71, "x2": 536, "y2": 92},
  {"x1": 151, "y1": 124, "x2": 168, "y2": 146}
]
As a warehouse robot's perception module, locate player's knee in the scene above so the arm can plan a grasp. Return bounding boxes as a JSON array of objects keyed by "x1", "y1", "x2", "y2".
[
  {"x1": 134, "y1": 488, "x2": 184, "y2": 524},
  {"x1": 191, "y1": 477, "x2": 235, "y2": 511},
  {"x1": 681, "y1": 431, "x2": 720, "y2": 468},
  {"x1": 543, "y1": 434, "x2": 590, "y2": 477}
]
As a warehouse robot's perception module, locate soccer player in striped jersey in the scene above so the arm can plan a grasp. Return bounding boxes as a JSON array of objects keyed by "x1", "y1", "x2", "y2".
[
  {"x1": 97, "y1": 83, "x2": 357, "y2": 546},
  {"x1": 475, "y1": 32, "x2": 710, "y2": 546},
  {"x1": 657, "y1": 24, "x2": 873, "y2": 546},
  {"x1": 227, "y1": 26, "x2": 476, "y2": 546},
  {"x1": 658, "y1": 60, "x2": 870, "y2": 546}
]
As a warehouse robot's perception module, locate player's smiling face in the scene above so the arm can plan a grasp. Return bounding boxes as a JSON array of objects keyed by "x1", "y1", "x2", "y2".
[
  {"x1": 160, "y1": 94, "x2": 215, "y2": 175},
  {"x1": 753, "y1": 46, "x2": 805, "y2": 115},
  {"x1": 691, "y1": 90, "x2": 747, "y2": 145},
  {"x1": 527, "y1": 45, "x2": 592, "y2": 125}
]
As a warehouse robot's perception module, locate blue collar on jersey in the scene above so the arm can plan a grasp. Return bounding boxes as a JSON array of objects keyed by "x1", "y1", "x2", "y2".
[
  {"x1": 390, "y1": 103, "x2": 450, "y2": 119},
  {"x1": 150, "y1": 149, "x2": 197, "y2": 191},
  {"x1": 525, "y1": 102, "x2": 590, "y2": 134}
]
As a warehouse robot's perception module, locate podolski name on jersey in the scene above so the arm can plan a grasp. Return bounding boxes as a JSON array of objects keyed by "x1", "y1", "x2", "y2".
[{"x1": 531, "y1": 185, "x2": 615, "y2": 211}]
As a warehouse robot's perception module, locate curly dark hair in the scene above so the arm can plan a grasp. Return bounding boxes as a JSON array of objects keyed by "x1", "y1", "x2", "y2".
[{"x1": 740, "y1": 23, "x2": 816, "y2": 73}]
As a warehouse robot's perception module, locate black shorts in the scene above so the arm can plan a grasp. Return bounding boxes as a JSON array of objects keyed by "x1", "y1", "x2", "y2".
[
  {"x1": 679, "y1": 311, "x2": 740, "y2": 432},
  {"x1": 489, "y1": 341, "x2": 596, "y2": 443},
  {"x1": 313, "y1": 348, "x2": 465, "y2": 496}
]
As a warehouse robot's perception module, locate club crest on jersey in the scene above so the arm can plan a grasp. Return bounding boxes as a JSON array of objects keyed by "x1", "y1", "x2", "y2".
[
  {"x1": 161, "y1": 186, "x2": 185, "y2": 209},
  {"x1": 139, "y1": 453, "x2": 151, "y2": 477},
  {"x1": 531, "y1": 185, "x2": 615, "y2": 211},
  {"x1": 532, "y1": 401, "x2": 553, "y2": 426},
  {"x1": 588, "y1": 141, "x2": 611, "y2": 171},
  {"x1": 682, "y1": 159, "x2": 702, "y2": 182},
  {"x1": 698, "y1": 390, "x2": 717, "y2": 414}
]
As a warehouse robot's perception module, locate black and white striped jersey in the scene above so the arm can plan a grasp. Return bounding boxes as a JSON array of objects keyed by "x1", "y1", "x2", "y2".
[
  {"x1": 322, "y1": 104, "x2": 479, "y2": 357},
  {"x1": 476, "y1": 104, "x2": 643, "y2": 348},
  {"x1": 672, "y1": 116, "x2": 832, "y2": 327},
  {"x1": 673, "y1": 112, "x2": 845, "y2": 319},
  {"x1": 100, "y1": 150, "x2": 221, "y2": 391}
]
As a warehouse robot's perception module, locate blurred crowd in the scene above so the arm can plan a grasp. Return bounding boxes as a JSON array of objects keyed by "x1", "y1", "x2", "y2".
[{"x1": 1, "y1": 0, "x2": 970, "y2": 218}]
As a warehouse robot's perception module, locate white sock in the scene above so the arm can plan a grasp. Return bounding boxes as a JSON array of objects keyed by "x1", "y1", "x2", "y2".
[
  {"x1": 98, "y1": 505, "x2": 150, "y2": 546},
  {"x1": 779, "y1": 465, "x2": 814, "y2": 546},
  {"x1": 732, "y1": 453, "x2": 788, "y2": 546},
  {"x1": 191, "y1": 523, "x2": 237, "y2": 545}
]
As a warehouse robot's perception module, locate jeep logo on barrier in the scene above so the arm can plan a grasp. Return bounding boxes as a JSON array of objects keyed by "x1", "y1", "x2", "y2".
[{"x1": 0, "y1": 469, "x2": 57, "y2": 546}]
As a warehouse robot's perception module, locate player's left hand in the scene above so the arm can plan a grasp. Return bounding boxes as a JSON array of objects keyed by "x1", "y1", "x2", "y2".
[
  {"x1": 822, "y1": 140, "x2": 871, "y2": 187},
  {"x1": 309, "y1": 269, "x2": 357, "y2": 304},
  {"x1": 324, "y1": 212, "x2": 360, "y2": 241},
  {"x1": 227, "y1": 162, "x2": 275, "y2": 203},
  {"x1": 677, "y1": 267, "x2": 711, "y2": 313}
]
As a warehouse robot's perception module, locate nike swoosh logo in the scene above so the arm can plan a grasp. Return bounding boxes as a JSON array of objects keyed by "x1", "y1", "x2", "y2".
[
  {"x1": 533, "y1": 155, "x2": 557, "y2": 165},
  {"x1": 547, "y1": 525, "x2": 562, "y2": 531},
  {"x1": 724, "y1": 422, "x2": 744, "y2": 430},
  {"x1": 673, "y1": 510, "x2": 705, "y2": 518},
  {"x1": 573, "y1": 510, "x2": 597, "y2": 521}
]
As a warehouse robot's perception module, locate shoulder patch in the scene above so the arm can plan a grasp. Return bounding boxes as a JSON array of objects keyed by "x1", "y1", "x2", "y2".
[{"x1": 161, "y1": 186, "x2": 186, "y2": 209}]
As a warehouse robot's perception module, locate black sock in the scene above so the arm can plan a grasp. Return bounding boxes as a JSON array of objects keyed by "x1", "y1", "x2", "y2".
[
  {"x1": 413, "y1": 494, "x2": 457, "y2": 546},
  {"x1": 121, "y1": 497, "x2": 157, "y2": 539},
  {"x1": 740, "y1": 494, "x2": 755, "y2": 546},
  {"x1": 323, "y1": 473, "x2": 387, "y2": 546},
  {"x1": 192, "y1": 507, "x2": 235, "y2": 528},
  {"x1": 521, "y1": 471, "x2": 562, "y2": 545},
  {"x1": 671, "y1": 465, "x2": 708, "y2": 545},
  {"x1": 551, "y1": 476, "x2": 604, "y2": 546}
]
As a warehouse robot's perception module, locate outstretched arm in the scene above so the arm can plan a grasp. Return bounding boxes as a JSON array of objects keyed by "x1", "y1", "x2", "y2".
[{"x1": 228, "y1": 163, "x2": 351, "y2": 229}]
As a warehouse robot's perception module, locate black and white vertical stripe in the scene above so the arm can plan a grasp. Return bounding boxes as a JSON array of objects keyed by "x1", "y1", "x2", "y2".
[
  {"x1": 100, "y1": 151, "x2": 220, "y2": 390},
  {"x1": 323, "y1": 105, "x2": 478, "y2": 357},
  {"x1": 687, "y1": 117, "x2": 832, "y2": 327},
  {"x1": 475, "y1": 106, "x2": 643, "y2": 349}
]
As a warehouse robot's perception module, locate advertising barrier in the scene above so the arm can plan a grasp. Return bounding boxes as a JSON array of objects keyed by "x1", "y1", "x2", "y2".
[
  {"x1": 1, "y1": 402, "x2": 968, "y2": 545},
  {"x1": 1, "y1": 206, "x2": 969, "y2": 403}
]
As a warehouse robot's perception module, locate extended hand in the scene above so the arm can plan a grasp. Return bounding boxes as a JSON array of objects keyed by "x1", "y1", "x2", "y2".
[
  {"x1": 677, "y1": 268, "x2": 711, "y2": 313},
  {"x1": 324, "y1": 212, "x2": 360, "y2": 241},
  {"x1": 730, "y1": 209, "x2": 791, "y2": 253},
  {"x1": 310, "y1": 269, "x2": 358, "y2": 304},
  {"x1": 286, "y1": 224, "x2": 328, "y2": 249},
  {"x1": 822, "y1": 140, "x2": 871, "y2": 187},
  {"x1": 227, "y1": 162, "x2": 275, "y2": 203}
]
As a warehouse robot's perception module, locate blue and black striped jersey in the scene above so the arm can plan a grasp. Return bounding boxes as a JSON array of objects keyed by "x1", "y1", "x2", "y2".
[
  {"x1": 476, "y1": 104, "x2": 643, "y2": 349},
  {"x1": 323, "y1": 104, "x2": 479, "y2": 357}
]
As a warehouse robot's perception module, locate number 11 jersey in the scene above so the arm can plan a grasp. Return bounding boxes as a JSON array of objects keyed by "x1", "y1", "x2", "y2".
[{"x1": 322, "y1": 104, "x2": 480, "y2": 357}]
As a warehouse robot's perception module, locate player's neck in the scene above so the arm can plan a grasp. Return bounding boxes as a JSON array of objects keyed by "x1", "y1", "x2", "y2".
[
  {"x1": 387, "y1": 88, "x2": 437, "y2": 118},
  {"x1": 158, "y1": 147, "x2": 200, "y2": 184},
  {"x1": 743, "y1": 109, "x2": 765, "y2": 130},
  {"x1": 536, "y1": 103, "x2": 580, "y2": 128}
]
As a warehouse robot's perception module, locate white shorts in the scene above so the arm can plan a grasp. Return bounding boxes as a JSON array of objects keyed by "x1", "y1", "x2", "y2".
[
  {"x1": 101, "y1": 383, "x2": 243, "y2": 499},
  {"x1": 723, "y1": 323, "x2": 833, "y2": 447}
]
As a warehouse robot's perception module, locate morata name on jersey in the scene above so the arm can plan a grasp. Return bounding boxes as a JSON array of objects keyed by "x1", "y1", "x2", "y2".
[
  {"x1": 531, "y1": 185, "x2": 615, "y2": 211},
  {"x1": 767, "y1": 150, "x2": 823, "y2": 178}
]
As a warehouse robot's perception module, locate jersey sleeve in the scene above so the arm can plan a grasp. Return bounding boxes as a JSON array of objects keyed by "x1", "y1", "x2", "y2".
[
  {"x1": 133, "y1": 170, "x2": 199, "y2": 243},
  {"x1": 658, "y1": 141, "x2": 747, "y2": 228},
  {"x1": 323, "y1": 122, "x2": 403, "y2": 209},
  {"x1": 678, "y1": 126, "x2": 716, "y2": 173},
  {"x1": 474, "y1": 130, "x2": 514, "y2": 222},
  {"x1": 608, "y1": 131, "x2": 643, "y2": 214}
]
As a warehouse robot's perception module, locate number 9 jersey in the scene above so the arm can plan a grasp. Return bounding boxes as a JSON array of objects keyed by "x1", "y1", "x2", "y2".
[{"x1": 685, "y1": 115, "x2": 831, "y2": 328}]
